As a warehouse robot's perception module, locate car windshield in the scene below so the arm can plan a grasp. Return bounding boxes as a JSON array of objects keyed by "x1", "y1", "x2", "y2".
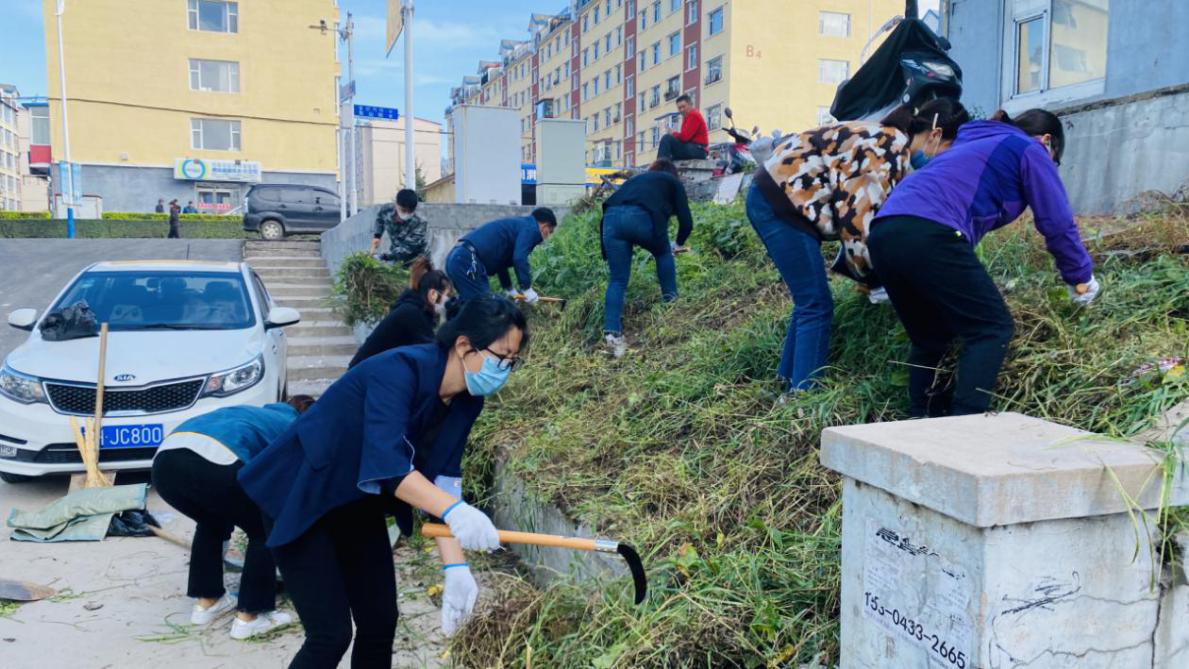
[{"x1": 48, "y1": 270, "x2": 256, "y2": 331}]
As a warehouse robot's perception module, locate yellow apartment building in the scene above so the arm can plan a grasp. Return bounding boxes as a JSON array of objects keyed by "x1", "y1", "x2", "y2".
[
  {"x1": 43, "y1": 0, "x2": 340, "y2": 213},
  {"x1": 449, "y1": 0, "x2": 902, "y2": 172}
]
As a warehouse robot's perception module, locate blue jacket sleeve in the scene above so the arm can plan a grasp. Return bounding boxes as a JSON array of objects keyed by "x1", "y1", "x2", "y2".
[
  {"x1": 512, "y1": 223, "x2": 540, "y2": 290},
  {"x1": 671, "y1": 177, "x2": 693, "y2": 246},
  {"x1": 1020, "y1": 144, "x2": 1093, "y2": 285},
  {"x1": 357, "y1": 358, "x2": 418, "y2": 494}
]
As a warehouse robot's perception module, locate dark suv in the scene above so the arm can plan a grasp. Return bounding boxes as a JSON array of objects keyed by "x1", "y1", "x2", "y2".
[{"x1": 243, "y1": 184, "x2": 341, "y2": 240}]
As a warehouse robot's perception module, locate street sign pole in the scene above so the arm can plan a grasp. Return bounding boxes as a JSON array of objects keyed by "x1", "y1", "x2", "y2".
[
  {"x1": 346, "y1": 13, "x2": 358, "y2": 217},
  {"x1": 402, "y1": 0, "x2": 415, "y2": 191}
]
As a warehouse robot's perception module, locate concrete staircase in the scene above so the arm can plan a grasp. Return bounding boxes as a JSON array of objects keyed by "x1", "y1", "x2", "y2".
[{"x1": 243, "y1": 240, "x2": 352, "y2": 398}]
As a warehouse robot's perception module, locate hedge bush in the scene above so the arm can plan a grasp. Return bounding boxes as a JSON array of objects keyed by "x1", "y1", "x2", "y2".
[
  {"x1": 0, "y1": 218, "x2": 250, "y2": 239},
  {"x1": 0, "y1": 210, "x2": 51, "y2": 220},
  {"x1": 101, "y1": 211, "x2": 241, "y2": 222}
]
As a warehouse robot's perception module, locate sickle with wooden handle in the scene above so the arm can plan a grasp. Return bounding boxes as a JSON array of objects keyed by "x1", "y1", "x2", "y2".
[
  {"x1": 512, "y1": 294, "x2": 568, "y2": 309},
  {"x1": 421, "y1": 523, "x2": 647, "y2": 605}
]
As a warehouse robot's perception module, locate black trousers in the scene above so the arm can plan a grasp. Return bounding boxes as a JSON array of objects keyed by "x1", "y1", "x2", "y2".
[
  {"x1": 151, "y1": 448, "x2": 277, "y2": 613},
  {"x1": 269, "y1": 497, "x2": 397, "y2": 669},
  {"x1": 657, "y1": 134, "x2": 707, "y2": 160},
  {"x1": 168, "y1": 221, "x2": 180, "y2": 238},
  {"x1": 868, "y1": 216, "x2": 1015, "y2": 417}
]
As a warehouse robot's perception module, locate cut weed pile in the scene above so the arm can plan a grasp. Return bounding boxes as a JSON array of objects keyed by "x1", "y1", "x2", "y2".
[{"x1": 447, "y1": 200, "x2": 1188, "y2": 667}]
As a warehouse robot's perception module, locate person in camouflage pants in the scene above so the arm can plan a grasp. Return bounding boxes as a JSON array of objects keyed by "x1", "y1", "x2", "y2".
[{"x1": 370, "y1": 188, "x2": 428, "y2": 266}]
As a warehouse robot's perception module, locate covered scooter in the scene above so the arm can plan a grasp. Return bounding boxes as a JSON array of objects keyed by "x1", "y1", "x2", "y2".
[{"x1": 829, "y1": 0, "x2": 962, "y2": 122}]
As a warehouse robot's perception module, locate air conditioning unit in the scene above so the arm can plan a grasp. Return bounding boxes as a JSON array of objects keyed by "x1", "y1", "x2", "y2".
[
  {"x1": 704, "y1": 72, "x2": 722, "y2": 85},
  {"x1": 613, "y1": 114, "x2": 621, "y2": 123},
  {"x1": 664, "y1": 90, "x2": 678, "y2": 101}
]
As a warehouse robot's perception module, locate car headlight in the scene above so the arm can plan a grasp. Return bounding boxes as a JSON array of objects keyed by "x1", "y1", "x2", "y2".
[
  {"x1": 0, "y1": 365, "x2": 47, "y2": 404},
  {"x1": 923, "y1": 61, "x2": 955, "y2": 78},
  {"x1": 203, "y1": 356, "x2": 264, "y2": 397}
]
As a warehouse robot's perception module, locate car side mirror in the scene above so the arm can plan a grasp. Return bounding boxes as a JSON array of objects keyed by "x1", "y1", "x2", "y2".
[
  {"x1": 265, "y1": 307, "x2": 301, "y2": 330},
  {"x1": 8, "y1": 309, "x2": 37, "y2": 331}
]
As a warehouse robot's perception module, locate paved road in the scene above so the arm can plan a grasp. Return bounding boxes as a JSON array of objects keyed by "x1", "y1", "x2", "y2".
[{"x1": 0, "y1": 239, "x2": 244, "y2": 361}]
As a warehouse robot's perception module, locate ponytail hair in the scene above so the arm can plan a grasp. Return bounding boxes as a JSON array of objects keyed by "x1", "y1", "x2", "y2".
[
  {"x1": 992, "y1": 108, "x2": 1065, "y2": 164},
  {"x1": 408, "y1": 256, "x2": 451, "y2": 304},
  {"x1": 880, "y1": 98, "x2": 970, "y2": 141}
]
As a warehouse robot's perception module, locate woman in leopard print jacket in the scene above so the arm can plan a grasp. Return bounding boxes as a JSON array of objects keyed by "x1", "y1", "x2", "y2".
[{"x1": 747, "y1": 99, "x2": 970, "y2": 393}]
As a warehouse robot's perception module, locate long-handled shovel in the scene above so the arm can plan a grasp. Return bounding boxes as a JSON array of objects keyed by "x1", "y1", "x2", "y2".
[{"x1": 421, "y1": 523, "x2": 647, "y2": 605}]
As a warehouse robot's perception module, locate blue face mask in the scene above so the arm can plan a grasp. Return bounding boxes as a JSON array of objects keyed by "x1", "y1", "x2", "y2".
[
  {"x1": 910, "y1": 150, "x2": 931, "y2": 170},
  {"x1": 463, "y1": 352, "x2": 512, "y2": 396}
]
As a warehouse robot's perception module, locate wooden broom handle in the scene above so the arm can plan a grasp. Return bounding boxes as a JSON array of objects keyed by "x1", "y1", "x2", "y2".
[
  {"x1": 421, "y1": 522, "x2": 599, "y2": 552},
  {"x1": 94, "y1": 323, "x2": 109, "y2": 433}
]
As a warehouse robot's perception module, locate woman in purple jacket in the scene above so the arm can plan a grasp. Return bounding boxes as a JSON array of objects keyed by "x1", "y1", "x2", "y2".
[{"x1": 868, "y1": 109, "x2": 1099, "y2": 417}]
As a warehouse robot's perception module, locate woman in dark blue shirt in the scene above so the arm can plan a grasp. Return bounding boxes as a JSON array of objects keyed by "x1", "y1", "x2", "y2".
[{"x1": 239, "y1": 297, "x2": 527, "y2": 668}]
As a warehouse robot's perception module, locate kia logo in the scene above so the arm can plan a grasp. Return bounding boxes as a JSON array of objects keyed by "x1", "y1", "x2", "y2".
[{"x1": 114, "y1": 374, "x2": 136, "y2": 382}]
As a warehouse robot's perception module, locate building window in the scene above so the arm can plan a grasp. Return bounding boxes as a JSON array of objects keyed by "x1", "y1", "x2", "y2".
[
  {"x1": 626, "y1": 74, "x2": 635, "y2": 98},
  {"x1": 816, "y1": 107, "x2": 836, "y2": 126},
  {"x1": 583, "y1": 48, "x2": 589, "y2": 67},
  {"x1": 628, "y1": 0, "x2": 636, "y2": 14},
  {"x1": 583, "y1": 83, "x2": 590, "y2": 100},
  {"x1": 615, "y1": 102, "x2": 622, "y2": 120},
  {"x1": 819, "y1": 11, "x2": 851, "y2": 37},
  {"x1": 605, "y1": 108, "x2": 612, "y2": 127},
  {"x1": 668, "y1": 31, "x2": 681, "y2": 57},
  {"x1": 605, "y1": 70, "x2": 612, "y2": 90},
  {"x1": 639, "y1": 96, "x2": 646, "y2": 113},
  {"x1": 625, "y1": 114, "x2": 634, "y2": 136},
  {"x1": 594, "y1": 77, "x2": 600, "y2": 96},
  {"x1": 651, "y1": 42, "x2": 661, "y2": 65},
  {"x1": 708, "y1": 6, "x2": 724, "y2": 35},
  {"x1": 190, "y1": 59, "x2": 240, "y2": 93},
  {"x1": 583, "y1": 15, "x2": 589, "y2": 32},
  {"x1": 616, "y1": 64, "x2": 622, "y2": 84},
  {"x1": 686, "y1": 44, "x2": 698, "y2": 70},
  {"x1": 626, "y1": 36, "x2": 635, "y2": 58},
  {"x1": 706, "y1": 104, "x2": 721, "y2": 130},
  {"x1": 705, "y1": 55, "x2": 723, "y2": 84},
  {"x1": 190, "y1": 118, "x2": 241, "y2": 151},
  {"x1": 1010, "y1": 0, "x2": 1109, "y2": 98},
  {"x1": 664, "y1": 75, "x2": 680, "y2": 100},
  {"x1": 653, "y1": 1, "x2": 661, "y2": 23},
  {"x1": 639, "y1": 51, "x2": 647, "y2": 71},
  {"x1": 594, "y1": 42, "x2": 600, "y2": 60},
  {"x1": 188, "y1": 0, "x2": 238, "y2": 33},
  {"x1": 606, "y1": 34, "x2": 612, "y2": 54},
  {"x1": 30, "y1": 107, "x2": 50, "y2": 145},
  {"x1": 818, "y1": 58, "x2": 849, "y2": 85},
  {"x1": 594, "y1": 6, "x2": 600, "y2": 24},
  {"x1": 640, "y1": 11, "x2": 648, "y2": 31},
  {"x1": 617, "y1": 26, "x2": 623, "y2": 46},
  {"x1": 670, "y1": 0, "x2": 681, "y2": 13},
  {"x1": 688, "y1": 0, "x2": 699, "y2": 25},
  {"x1": 651, "y1": 126, "x2": 660, "y2": 148},
  {"x1": 649, "y1": 85, "x2": 660, "y2": 108},
  {"x1": 565, "y1": 62, "x2": 571, "y2": 79}
]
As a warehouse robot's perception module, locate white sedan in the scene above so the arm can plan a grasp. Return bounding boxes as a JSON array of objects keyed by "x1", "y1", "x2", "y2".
[{"x1": 0, "y1": 260, "x2": 300, "y2": 483}]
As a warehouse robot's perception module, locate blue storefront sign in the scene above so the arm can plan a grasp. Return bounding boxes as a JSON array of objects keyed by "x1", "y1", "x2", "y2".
[{"x1": 521, "y1": 163, "x2": 537, "y2": 185}]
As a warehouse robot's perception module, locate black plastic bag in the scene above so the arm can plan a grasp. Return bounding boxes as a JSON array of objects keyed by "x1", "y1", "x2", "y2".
[
  {"x1": 39, "y1": 301, "x2": 99, "y2": 342},
  {"x1": 108, "y1": 509, "x2": 161, "y2": 537}
]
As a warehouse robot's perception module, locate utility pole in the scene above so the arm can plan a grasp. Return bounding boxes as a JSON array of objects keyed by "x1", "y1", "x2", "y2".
[
  {"x1": 55, "y1": 0, "x2": 74, "y2": 237},
  {"x1": 402, "y1": 0, "x2": 415, "y2": 192},
  {"x1": 345, "y1": 13, "x2": 358, "y2": 216}
]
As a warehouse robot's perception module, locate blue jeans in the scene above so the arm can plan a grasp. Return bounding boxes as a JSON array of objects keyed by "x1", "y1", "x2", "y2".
[
  {"x1": 444, "y1": 244, "x2": 489, "y2": 301},
  {"x1": 602, "y1": 205, "x2": 677, "y2": 334},
  {"x1": 745, "y1": 184, "x2": 833, "y2": 391}
]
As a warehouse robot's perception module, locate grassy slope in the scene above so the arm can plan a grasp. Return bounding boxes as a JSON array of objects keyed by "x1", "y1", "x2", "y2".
[{"x1": 454, "y1": 200, "x2": 1189, "y2": 668}]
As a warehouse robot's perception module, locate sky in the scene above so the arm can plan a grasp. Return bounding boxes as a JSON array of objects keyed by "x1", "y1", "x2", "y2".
[{"x1": 0, "y1": 0, "x2": 940, "y2": 123}]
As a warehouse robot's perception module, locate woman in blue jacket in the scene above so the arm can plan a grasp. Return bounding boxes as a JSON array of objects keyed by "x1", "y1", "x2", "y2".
[
  {"x1": 238, "y1": 297, "x2": 527, "y2": 668},
  {"x1": 868, "y1": 109, "x2": 1099, "y2": 417}
]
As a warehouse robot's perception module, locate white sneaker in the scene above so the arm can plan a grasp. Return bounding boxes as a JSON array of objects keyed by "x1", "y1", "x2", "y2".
[
  {"x1": 604, "y1": 334, "x2": 626, "y2": 358},
  {"x1": 868, "y1": 287, "x2": 891, "y2": 305},
  {"x1": 190, "y1": 593, "x2": 237, "y2": 625},
  {"x1": 230, "y1": 610, "x2": 294, "y2": 640}
]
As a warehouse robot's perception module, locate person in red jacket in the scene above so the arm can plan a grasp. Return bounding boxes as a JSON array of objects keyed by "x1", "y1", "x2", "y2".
[{"x1": 657, "y1": 94, "x2": 708, "y2": 161}]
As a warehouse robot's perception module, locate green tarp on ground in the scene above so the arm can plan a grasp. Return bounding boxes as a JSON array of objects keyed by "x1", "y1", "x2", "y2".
[{"x1": 6, "y1": 484, "x2": 147, "y2": 542}]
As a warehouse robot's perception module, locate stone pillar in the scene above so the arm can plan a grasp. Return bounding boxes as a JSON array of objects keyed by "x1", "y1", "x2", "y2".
[{"x1": 821, "y1": 412, "x2": 1188, "y2": 668}]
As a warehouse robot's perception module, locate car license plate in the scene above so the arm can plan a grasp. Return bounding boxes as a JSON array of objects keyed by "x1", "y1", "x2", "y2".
[{"x1": 98, "y1": 424, "x2": 166, "y2": 449}]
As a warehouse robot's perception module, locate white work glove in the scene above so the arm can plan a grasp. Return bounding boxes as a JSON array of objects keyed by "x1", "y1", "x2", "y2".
[
  {"x1": 440, "y1": 564, "x2": 478, "y2": 636},
  {"x1": 521, "y1": 288, "x2": 540, "y2": 304},
  {"x1": 867, "y1": 287, "x2": 891, "y2": 305},
  {"x1": 1067, "y1": 275, "x2": 1101, "y2": 306},
  {"x1": 441, "y1": 501, "x2": 501, "y2": 552}
]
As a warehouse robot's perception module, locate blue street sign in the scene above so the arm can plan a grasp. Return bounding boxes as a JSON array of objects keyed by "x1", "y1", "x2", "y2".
[
  {"x1": 353, "y1": 104, "x2": 400, "y2": 120},
  {"x1": 520, "y1": 163, "x2": 537, "y2": 185}
]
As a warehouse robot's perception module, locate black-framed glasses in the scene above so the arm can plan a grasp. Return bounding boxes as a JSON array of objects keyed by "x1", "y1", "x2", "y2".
[{"x1": 482, "y1": 347, "x2": 524, "y2": 372}]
